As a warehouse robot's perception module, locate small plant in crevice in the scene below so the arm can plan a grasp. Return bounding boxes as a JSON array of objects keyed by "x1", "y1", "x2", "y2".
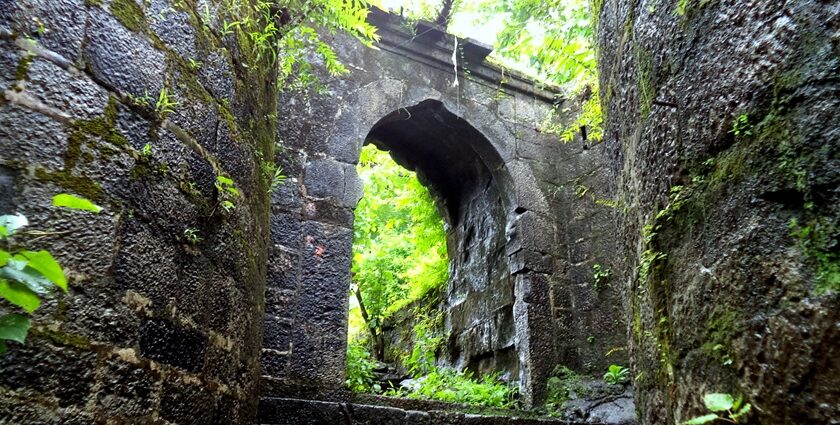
[
  {"x1": 260, "y1": 157, "x2": 286, "y2": 196},
  {"x1": 729, "y1": 114, "x2": 753, "y2": 139},
  {"x1": 215, "y1": 175, "x2": 239, "y2": 213},
  {"x1": 603, "y1": 364, "x2": 630, "y2": 385},
  {"x1": 683, "y1": 393, "x2": 751, "y2": 425},
  {"x1": 183, "y1": 227, "x2": 202, "y2": 245},
  {"x1": 575, "y1": 184, "x2": 590, "y2": 199},
  {"x1": 155, "y1": 87, "x2": 178, "y2": 119},
  {"x1": 126, "y1": 90, "x2": 153, "y2": 108},
  {"x1": 0, "y1": 194, "x2": 101, "y2": 353},
  {"x1": 140, "y1": 143, "x2": 153, "y2": 157},
  {"x1": 592, "y1": 263, "x2": 612, "y2": 290},
  {"x1": 188, "y1": 58, "x2": 203, "y2": 71}
]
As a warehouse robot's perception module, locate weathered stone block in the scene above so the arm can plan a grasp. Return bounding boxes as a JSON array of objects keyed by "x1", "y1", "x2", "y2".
[
  {"x1": 0, "y1": 338, "x2": 96, "y2": 408},
  {"x1": 263, "y1": 314, "x2": 292, "y2": 351},
  {"x1": 267, "y1": 248, "x2": 301, "y2": 292},
  {"x1": 271, "y1": 211, "x2": 302, "y2": 249},
  {"x1": 160, "y1": 379, "x2": 217, "y2": 424},
  {"x1": 85, "y1": 8, "x2": 165, "y2": 96},
  {"x1": 261, "y1": 350, "x2": 289, "y2": 378},
  {"x1": 2, "y1": 0, "x2": 87, "y2": 61},
  {"x1": 138, "y1": 318, "x2": 207, "y2": 372},
  {"x1": 95, "y1": 356, "x2": 157, "y2": 418}
]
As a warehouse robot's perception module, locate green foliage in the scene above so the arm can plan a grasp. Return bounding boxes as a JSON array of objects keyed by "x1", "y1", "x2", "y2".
[
  {"x1": 350, "y1": 145, "x2": 449, "y2": 341},
  {"x1": 480, "y1": 0, "x2": 603, "y2": 142},
  {"x1": 592, "y1": 263, "x2": 612, "y2": 290},
  {"x1": 52, "y1": 193, "x2": 103, "y2": 213},
  {"x1": 220, "y1": 0, "x2": 382, "y2": 92},
  {"x1": 387, "y1": 368, "x2": 517, "y2": 409},
  {"x1": 683, "y1": 393, "x2": 751, "y2": 424},
  {"x1": 346, "y1": 340, "x2": 379, "y2": 393},
  {"x1": 215, "y1": 175, "x2": 239, "y2": 213},
  {"x1": 155, "y1": 87, "x2": 178, "y2": 119},
  {"x1": 545, "y1": 365, "x2": 586, "y2": 415},
  {"x1": 0, "y1": 194, "x2": 99, "y2": 353},
  {"x1": 404, "y1": 311, "x2": 445, "y2": 376},
  {"x1": 729, "y1": 114, "x2": 753, "y2": 139},
  {"x1": 789, "y1": 217, "x2": 839, "y2": 293},
  {"x1": 183, "y1": 227, "x2": 202, "y2": 245},
  {"x1": 603, "y1": 364, "x2": 629, "y2": 385},
  {"x1": 140, "y1": 143, "x2": 153, "y2": 157}
]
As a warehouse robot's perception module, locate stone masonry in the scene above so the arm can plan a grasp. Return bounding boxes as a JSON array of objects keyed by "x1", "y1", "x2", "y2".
[
  {"x1": 1, "y1": 0, "x2": 275, "y2": 422},
  {"x1": 261, "y1": 8, "x2": 625, "y2": 409},
  {"x1": 597, "y1": 0, "x2": 840, "y2": 424}
]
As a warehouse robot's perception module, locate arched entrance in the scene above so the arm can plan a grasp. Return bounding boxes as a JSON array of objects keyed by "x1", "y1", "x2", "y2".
[
  {"x1": 261, "y1": 97, "x2": 556, "y2": 407},
  {"x1": 366, "y1": 100, "x2": 520, "y2": 377}
]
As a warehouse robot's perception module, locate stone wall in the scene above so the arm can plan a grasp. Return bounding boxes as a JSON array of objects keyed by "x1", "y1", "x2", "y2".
[
  {"x1": 0, "y1": 0, "x2": 275, "y2": 422},
  {"x1": 262, "y1": 9, "x2": 627, "y2": 407},
  {"x1": 597, "y1": 0, "x2": 839, "y2": 423}
]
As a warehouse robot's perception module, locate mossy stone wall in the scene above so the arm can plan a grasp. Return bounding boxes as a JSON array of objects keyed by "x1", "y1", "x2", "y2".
[
  {"x1": 597, "y1": 0, "x2": 840, "y2": 423},
  {"x1": 0, "y1": 0, "x2": 276, "y2": 422}
]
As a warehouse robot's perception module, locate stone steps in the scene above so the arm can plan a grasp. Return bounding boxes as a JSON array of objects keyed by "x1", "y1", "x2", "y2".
[{"x1": 259, "y1": 397, "x2": 592, "y2": 425}]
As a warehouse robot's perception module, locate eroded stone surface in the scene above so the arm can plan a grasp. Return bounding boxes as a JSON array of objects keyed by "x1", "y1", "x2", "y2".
[
  {"x1": 0, "y1": 0, "x2": 274, "y2": 423},
  {"x1": 598, "y1": 0, "x2": 840, "y2": 423}
]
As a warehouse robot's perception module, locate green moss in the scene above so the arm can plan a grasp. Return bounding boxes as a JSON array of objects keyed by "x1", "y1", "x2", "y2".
[
  {"x1": 84, "y1": 0, "x2": 103, "y2": 6},
  {"x1": 64, "y1": 110, "x2": 128, "y2": 169},
  {"x1": 110, "y1": 0, "x2": 145, "y2": 33},
  {"x1": 634, "y1": 46, "x2": 654, "y2": 120},
  {"x1": 34, "y1": 169, "x2": 104, "y2": 201},
  {"x1": 545, "y1": 365, "x2": 588, "y2": 414},
  {"x1": 31, "y1": 327, "x2": 91, "y2": 349},
  {"x1": 103, "y1": 96, "x2": 119, "y2": 126},
  {"x1": 790, "y1": 218, "x2": 840, "y2": 293},
  {"x1": 15, "y1": 54, "x2": 33, "y2": 81},
  {"x1": 701, "y1": 309, "x2": 739, "y2": 365},
  {"x1": 675, "y1": 0, "x2": 716, "y2": 19},
  {"x1": 590, "y1": 0, "x2": 605, "y2": 33}
]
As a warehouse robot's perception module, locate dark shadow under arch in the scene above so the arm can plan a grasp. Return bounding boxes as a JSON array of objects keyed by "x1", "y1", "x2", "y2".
[{"x1": 366, "y1": 99, "x2": 514, "y2": 226}]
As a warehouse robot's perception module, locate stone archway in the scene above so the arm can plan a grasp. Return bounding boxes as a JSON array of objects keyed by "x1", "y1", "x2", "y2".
[
  {"x1": 261, "y1": 93, "x2": 557, "y2": 406},
  {"x1": 367, "y1": 99, "x2": 525, "y2": 382},
  {"x1": 260, "y1": 9, "x2": 625, "y2": 411}
]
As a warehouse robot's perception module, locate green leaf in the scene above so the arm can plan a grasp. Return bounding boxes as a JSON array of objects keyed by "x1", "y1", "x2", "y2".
[
  {"x1": 52, "y1": 193, "x2": 102, "y2": 213},
  {"x1": 704, "y1": 393, "x2": 734, "y2": 412},
  {"x1": 0, "y1": 279, "x2": 41, "y2": 312},
  {"x1": 731, "y1": 403, "x2": 751, "y2": 420},
  {"x1": 0, "y1": 259, "x2": 53, "y2": 294},
  {"x1": 0, "y1": 250, "x2": 10, "y2": 267},
  {"x1": 0, "y1": 214, "x2": 28, "y2": 237},
  {"x1": 19, "y1": 250, "x2": 66, "y2": 291},
  {"x1": 682, "y1": 414, "x2": 720, "y2": 425},
  {"x1": 0, "y1": 313, "x2": 31, "y2": 344}
]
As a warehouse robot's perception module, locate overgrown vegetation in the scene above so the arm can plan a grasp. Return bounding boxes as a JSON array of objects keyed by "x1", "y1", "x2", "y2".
[
  {"x1": 346, "y1": 339, "x2": 379, "y2": 393},
  {"x1": 385, "y1": 368, "x2": 518, "y2": 408},
  {"x1": 544, "y1": 366, "x2": 587, "y2": 416},
  {"x1": 389, "y1": 0, "x2": 602, "y2": 142},
  {"x1": 349, "y1": 144, "x2": 449, "y2": 357},
  {"x1": 345, "y1": 145, "x2": 520, "y2": 408},
  {"x1": 474, "y1": 0, "x2": 602, "y2": 142}
]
